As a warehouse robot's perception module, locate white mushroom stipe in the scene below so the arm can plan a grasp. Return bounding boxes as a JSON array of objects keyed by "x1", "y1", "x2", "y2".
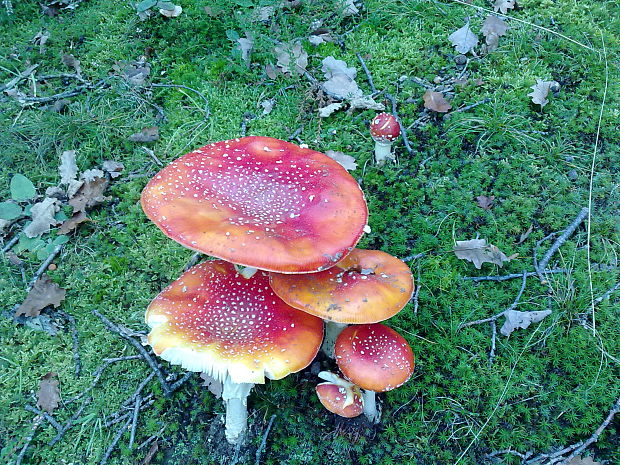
[{"x1": 322, "y1": 322, "x2": 348, "y2": 359}]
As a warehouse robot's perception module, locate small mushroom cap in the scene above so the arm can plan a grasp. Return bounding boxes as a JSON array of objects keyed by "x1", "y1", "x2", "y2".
[
  {"x1": 145, "y1": 260, "x2": 324, "y2": 384},
  {"x1": 316, "y1": 383, "x2": 364, "y2": 418},
  {"x1": 370, "y1": 113, "x2": 401, "y2": 143},
  {"x1": 269, "y1": 249, "x2": 414, "y2": 323},
  {"x1": 141, "y1": 136, "x2": 368, "y2": 273},
  {"x1": 335, "y1": 324, "x2": 414, "y2": 392}
]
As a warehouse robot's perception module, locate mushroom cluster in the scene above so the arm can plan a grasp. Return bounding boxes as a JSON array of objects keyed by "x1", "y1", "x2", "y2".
[{"x1": 141, "y1": 136, "x2": 416, "y2": 443}]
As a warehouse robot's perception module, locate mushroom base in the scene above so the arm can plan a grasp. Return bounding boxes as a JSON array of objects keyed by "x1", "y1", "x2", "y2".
[
  {"x1": 362, "y1": 389, "x2": 381, "y2": 424},
  {"x1": 222, "y1": 376, "x2": 254, "y2": 444},
  {"x1": 374, "y1": 141, "x2": 395, "y2": 166}
]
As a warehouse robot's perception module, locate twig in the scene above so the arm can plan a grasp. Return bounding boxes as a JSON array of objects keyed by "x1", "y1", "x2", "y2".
[
  {"x1": 488, "y1": 321, "x2": 497, "y2": 366},
  {"x1": 99, "y1": 416, "x2": 131, "y2": 465},
  {"x1": 57, "y1": 310, "x2": 81, "y2": 377},
  {"x1": 92, "y1": 310, "x2": 171, "y2": 396},
  {"x1": 486, "y1": 449, "x2": 529, "y2": 460},
  {"x1": 451, "y1": 97, "x2": 490, "y2": 114},
  {"x1": 49, "y1": 397, "x2": 91, "y2": 446},
  {"x1": 538, "y1": 208, "x2": 589, "y2": 273},
  {"x1": 463, "y1": 268, "x2": 566, "y2": 282},
  {"x1": 288, "y1": 126, "x2": 304, "y2": 141},
  {"x1": 413, "y1": 263, "x2": 421, "y2": 314},
  {"x1": 24, "y1": 405, "x2": 63, "y2": 431},
  {"x1": 151, "y1": 83, "x2": 210, "y2": 120},
  {"x1": 128, "y1": 395, "x2": 141, "y2": 449},
  {"x1": 1, "y1": 234, "x2": 20, "y2": 253},
  {"x1": 255, "y1": 415, "x2": 276, "y2": 465},
  {"x1": 533, "y1": 232, "x2": 557, "y2": 283},
  {"x1": 18, "y1": 80, "x2": 107, "y2": 106},
  {"x1": 0, "y1": 64, "x2": 38, "y2": 93},
  {"x1": 384, "y1": 93, "x2": 414, "y2": 155},
  {"x1": 356, "y1": 53, "x2": 377, "y2": 93},
  {"x1": 26, "y1": 244, "x2": 64, "y2": 291},
  {"x1": 15, "y1": 415, "x2": 43, "y2": 465},
  {"x1": 169, "y1": 371, "x2": 193, "y2": 392},
  {"x1": 593, "y1": 281, "x2": 620, "y2": 305},
  {"x1": 240, "y1": 112, "x2": 256, "y2": 137},
  {"x1": 401, "y1": 252, "x2": 426, "y2": 262}
]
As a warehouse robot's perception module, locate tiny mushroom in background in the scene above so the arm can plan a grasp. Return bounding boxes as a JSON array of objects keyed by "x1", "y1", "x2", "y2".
[
  {"x1": 141, "y1": 136, "x2": 368, "y2": 275},
  {"x1": 269, "y1": 248, "x2": 414, "y2": 357},
  {"x1": 145, "y1": 260, "x2": 324, "y2": 444},
  {"x1": 335, "y1": 323, "x2": 414, "y2": 424},
  {"x1": 315, "y1": 371, "x2": 363, "y2": 418},
  {"x1": 369, "y1": 112, "x2": 401, "y2": 165}
]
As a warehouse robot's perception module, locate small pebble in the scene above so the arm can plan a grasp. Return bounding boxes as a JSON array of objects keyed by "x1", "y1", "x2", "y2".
[
  {"x1": 48, "y1": 263, "x2": 57, "y2": 271},
  {"x1": 568, "y1": 169, "x2": 578, "y2": 180},
  {"x1": 454, "y1": 54, "x2": 467, "y2": 65}
]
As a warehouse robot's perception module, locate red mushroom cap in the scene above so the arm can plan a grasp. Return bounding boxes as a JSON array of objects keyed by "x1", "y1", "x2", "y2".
[
  {"x1": 335, "y1": 324, "x2": 414, "y2": 392},
  {"x1": 141, "y1": 136, "x2": 368, "y2": 273},
  {"x1": 269, "y1": 249, "x2": 414, "y2": 324},
  {"x1": 369, "y1": 113, "x2": 401, "y2": 143},
  {"x1": 145, "y1": 260, "x2": 324, "y2": 384},
  {"x1": 316, "y1": 382, "x2": 364, "y2": 418}
]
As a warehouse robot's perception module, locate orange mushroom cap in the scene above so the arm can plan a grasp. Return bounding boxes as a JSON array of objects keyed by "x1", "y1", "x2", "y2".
[
  {"x1": 316, "y1": 376, "x2": 364, "y2": 418},
  {"x1": 141, "y1": 136, "x2": 368, "y2": 273},
  {"x1": 145, "y1": 260, "x2": 324, "y2": 384},
  {"x1": 335, "y1": 324, "x2": 414, "y2": 392},
  {"x1": 269, "y1": 249, "x2": 414, "y2": 323}
]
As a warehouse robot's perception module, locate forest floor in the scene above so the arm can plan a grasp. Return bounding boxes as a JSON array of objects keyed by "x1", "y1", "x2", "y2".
[{"x1": 0, "y1": 0, "x2": 619, "y2": 464}]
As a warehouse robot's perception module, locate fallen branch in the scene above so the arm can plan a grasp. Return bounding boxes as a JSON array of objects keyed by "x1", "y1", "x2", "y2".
[
  {"x1": 99, "y1": 416, "x2": 132, "y2": 465},
  {"x1": 255, "y1": 415, "x2": 276, "y2": 465},
  {"x1": 356, "y1": 53, "x2": 377, "y2": 94},
  {"x1": 15, "y1": 415, "x2": 43, "y2": 465},
  {"x1": 24, "y1": 405, "x2": 63, "y2": 432},
  {"x1": 93, "y1": 310, "x2": 172, "y2": 396},
  {"x1": 49, "y1": 396, "x2": 91, "y2": 446},
  {"x1": 26, "y1": 244, "x2": 64, "y2": 292},
  {"x1": 15, "y1": 80, "x2": 108, "y2": 106},
  {"x1": 0, "y1": 64, "x2": 38, "y2": 93},
  {"x1": 463, "y1": 268, "x2": 566, "y2": 282},
  {"x1": 2, "y1": 234, "x2": 20, "y2": 254},
  {"x1": 128, "y1": 395, "x2": 141, "y2": 449}
]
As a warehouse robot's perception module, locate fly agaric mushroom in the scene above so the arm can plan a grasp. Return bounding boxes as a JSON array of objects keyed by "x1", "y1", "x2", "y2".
[
  {"x1": 335, "y1": 323, "x2": 414, "y2": 423},
  {"x1": 141, "y1": 136, "x2": 368, "y2": 274},
  {"x1": 315, "y1": 371, "x2": 363, "y2": 418},
  {"x1": 145, "y1": 260, "x2": 323, "y2": 444},
  {"x1": 370, "y1": 112, "x2": 401, "y2": 165},
  {"x1": 269, "y1": 249, "x2": 414, "y2": 357}
]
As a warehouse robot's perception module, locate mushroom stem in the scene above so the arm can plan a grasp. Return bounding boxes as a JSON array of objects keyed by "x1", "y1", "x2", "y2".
[
  {"x1": 322, "y1": 322, "x2": 348, "y2": 358},
  {"x1": 362, "y1": 389, "x2": 380, "y2": 423},
  {"x1": 234, "y1": 265, "x2": 259, "y2": 279},
  {"x1": 222, "y1": 376, "x2": 254, "y2": 444},
  {"x1": 374, "y1": 141, "x2": 394, "y2": 166}
]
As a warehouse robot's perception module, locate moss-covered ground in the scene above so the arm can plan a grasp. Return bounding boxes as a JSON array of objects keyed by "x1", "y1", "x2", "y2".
[{"x1": 1, "y1": 0, "x2": 619, "y2": 464}]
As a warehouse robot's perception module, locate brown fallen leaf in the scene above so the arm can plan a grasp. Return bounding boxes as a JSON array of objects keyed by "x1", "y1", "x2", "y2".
[
  {"x1": 454, "y1": 238, "x2": 512, "y2": 269},
  {"x1": 24, "y1": 198, "x2": 61, "y2": 238},
  {"x1": 200, "y1": 372, "x2": 223, "y2": 398},
  {"x1": 325, "y1": 150, "x2": 357, "y2": 171},
  {"x1": 61, "y1": 54, "x2": 82, "y2": 76},
  {"x1": 102, "y1": 160, "x2": 124, "y2": 179},
  {"x1": 476, "y1": 195, "x2": 495, "y2": 210},
  {"x1": 68, "y1": 176, "x2": 110, "y2": 213},
  {"x1": 481, "y1": 15, "x2": 509, "y2": 52},
  {"x1": 423, "y1": 90, "x2": 452, "y2": 113},
  {"x1": 274, "y1": 42, "x2": 308, "y2": 76},
  {"x1": 37, "y1": 372, "x2": 61, "y2": 414},
  {"x1": 494, "y1": 0, "x2": 516, "y2": 14},
  {"x1": 32, "y1": 30, "x2": 50, "y2": 54},
  {"x1": 517, "y1": 224, "x2": 533, "y2": 244},
  {"x1": 59, "y1": 211, "x2": 90, "y2": 234},
  {"x1": 128, "y1": 127, "x2": 159, "y2": 143},
  {"x1": 528, "y1": 79, "x2": 559, "y2": 108},
  {"x1": 114, "y1": 59, "x2": 150, "y2": 86},
  {"x1": 15, "y1": 274, "x2": 66, "y2": 318},
  {"x1": 500, "y1": 310, "x2": 551, "y2": 336}
]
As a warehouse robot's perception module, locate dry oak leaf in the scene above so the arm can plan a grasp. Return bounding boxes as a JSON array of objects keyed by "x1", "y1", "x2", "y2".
[
  {"x1": 15, "y1": 274, "x2": 66, "y2": 318},
  {"x1": 59, "y1": 211, "x2": 90, "y2": 234},
  {"x1": 528, "y1": 79, "x2": 558, "y2": 108},
  {"x1": 481, "y1": 15, "x2": 509, "y2": 52},
  {"x1": 476, "y1": 195, "x2": 495, "y2": 210},
  {"x1": 37, "y1": 372, "x2": 61, "y2": 414},
  {"x1": 24, "y1": 197, "x2": 61, "y2": 238},
  {"x1": 423, "y1": 90, "x2": 452, "y2": 113},
  {"x1": 102, "y1": 160, "x2": 125, "y2": 178},
  {"x1": 61, "y1": 53, "x2": 82, "y2": 76},
  {"x1": 448, "y1": 23, "x2": 479, "y2": 54},
  {"x1": 500, "y1": 310, "x2": 551, "y2": 336},
  {"x1": 454, "y1": 238, "x2": 512, "y2": 269},
  {"x1": 128, "y1": 126, "x2": 159, "y2": 142},
  {"x1": 494, "y1": 0, "x2": 516, "y2": 14},
  {"x1": 68, "y1": 176, "x2": 110, "y2": 213},
  {"x1": 274, "y1": 42, "x2": 308, "y2": 76},
  {"x1": 566, "y1": 456, "x2": 601, "y2": 465},
  {"x1": 325, "y1": 150, "x2": 357, "y2": 171}
]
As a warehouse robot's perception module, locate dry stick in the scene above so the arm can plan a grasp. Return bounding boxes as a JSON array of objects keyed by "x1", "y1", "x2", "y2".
[
  {"x1": 19, "y1": 80, "x2": 107, "y2": 105},
  {"x1": 593, "y1": 281, "x2": 620, "y2": 305},
  {"x1": 384, "y1": 93, "x2": 414, "y2": 155},
  {"x1": 538, "y1": 208, "x2": 589, "y2": 274},
  {"x1": 401, "y1": 252, "x2": 427, "y2": 262},
  {"x1": 533, "y1": 232, "x2": 557, "y2": 283},
  {"x1": 15, "y1": 415, "x2": 43, "y2": 465},
  {"x1": 356, "y1": 53, "x2": 377, "y2": 94},
  {"x1": 169, "y1": 371, "x2": 193, "y2": 392},
  {"x1": 451, "y1": 97, "x2": 490, "y2": 114},
  {"x1": 1, "y1": 234, "x2": 20, "y2": 253},
  {"x1": 99, "y1": 416, "x2": 132, "y2": 465},
  {"x1": 151, "y1": 83, "x2": 210, "y2": 120},
  {"x1": 24, "y1": 405, "x2": 63, "y2": 431},
  {"x1": 26, "y1": 244, "x2": 64, "y2": 291},
  {"x1": 288, "y1": 126, "x2": 304, "y2": 141},
  {"x1": 128, "y1": 395, "x2": 141, "y2": 449},
  {"x1": 92, "y1": 310, "x2": 171, "y2": 396},
  {"x1": 255, "y1": 415, "x2": 276, "y2": 465},
  {"x1": 488, "y1": 320, "x2": 497, "y2": 366},
  {"x1": 463, "y1": 268, "x2": 566, "y2": 283},
  {"x1": 0, "y1": 64, "x2": 38, "y2": 92},
  {"x1": 49, "y1": 396, "x2": 91, "y2": 446},
  {"x1": 486, "y1": 449, "x2": 529, "y2": 460}
]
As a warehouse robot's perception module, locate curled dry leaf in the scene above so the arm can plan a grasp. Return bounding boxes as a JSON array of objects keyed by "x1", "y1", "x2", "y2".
[
  {"x1": 68, "y1": 176, "x2": 110, "y2": 213},
  {"x1": 500, "y1": 310, "x2": 551, "y2": 336},
  {"x1": 476, "y1": 195, "x2": 495, "y2": 210},
  {"x1": 61, "y1": 53, "x2": 81, "y2": 76},
  {"x1": 59, "y1": 150, "x2": 78, "y2": 185},
  {"x1": 265, "y1": 64, "x2": 278, "y2": 79},
  {"x1": 32, "y1": 30, "x2": 50, "y2": 54},
  {"x1": 454, "y1": 238, "x2": 512, "y2": 269},
  {"x1": 527, "y1": 79, "x2": 559, "y2": 108},
  {"x1": 494, "y1": 0, "x2": 516, "y2": 14},
  {"x1": 448, "y1": 23, "x2": 478, "y2": 54},
  {"x1": 37, "y1": 372, "x2": 61, "y2": 414},
  {"x1": 59, "y1": 211, "x2": 89, "y2": 234},
  {"x1": 309, "y1": 29, "x2": 333, "y2": 46},
  {"x1": 16, "y1": 274, "x2": 66, "y2": 318},
  {"x1": 423, "y1": 90, "x2": 452, "y2": 113},
  {"x1": 348, "y1": 96, "x2": 385, "y2": 111},
  {"x1": 102, "y1": 160, "x2": 124, "y2": 178},
  {"x1": 114, "y1": 59, "x2": 150, "y2": 86},
  {"x1": 128, "y1": 126, "x2": 159, "y2": 142},
  {"x1": 481, "y1": 15, "x2": 509, "y2": 52},
  {"x1": 339, "y1": 0, "x2": 358, "y2": 16},
  {"x1": 318, "y1": 102, "x2": 344, "y2": 117},
  {"x1": 237, "y1": 36, "x2": 254, "y2": 65},
  {"x1": 24, "y1": 197, "x2": 61, "y2": 238},
  {"x1": 159, "y1": 4, "x2": 182, "y2": 17},
  {"x1": 274, "y1": 42, "x2": 308, "y2": 76},
  {"x1": 325, "y1": 150, "x2": 357, "y2": 171},
  {"x1": 321, "y1": 56, "x2": 362, "y2": 100},
  {"x1": 260, "y1": 99, "x2": 275, "y2": 115}
]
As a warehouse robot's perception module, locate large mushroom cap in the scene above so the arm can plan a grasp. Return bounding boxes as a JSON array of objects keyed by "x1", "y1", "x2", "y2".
[
  {"x1": 145, "y1": 260, "x2": 324, "y2": 384},
  {"x1": 141, "y1": 136, "x2": 368, "y2": 273},
  {"x1": 269, "y1": 249, "x2": 414, "y2": 323},
  {"x1": 335, "y1": 324, "x2": 414, "y2": 392}
]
